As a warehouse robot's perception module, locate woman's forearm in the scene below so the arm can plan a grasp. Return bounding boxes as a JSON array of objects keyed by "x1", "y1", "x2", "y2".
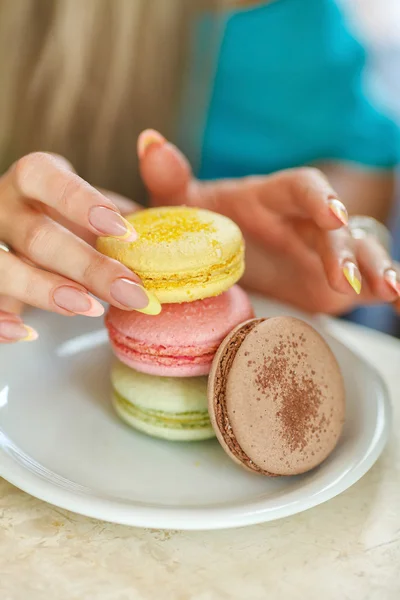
[{"x1": 316, "y1": 161, "x2": 396, "y2": 223}]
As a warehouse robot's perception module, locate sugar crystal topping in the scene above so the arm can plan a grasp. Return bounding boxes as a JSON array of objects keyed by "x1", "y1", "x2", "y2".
[{"x1": 133, "y1": 208, "x2": 217, "y2": 244}]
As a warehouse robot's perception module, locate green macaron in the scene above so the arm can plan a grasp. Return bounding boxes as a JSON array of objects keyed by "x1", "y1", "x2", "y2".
[{"x1": 111, "y1": 361, "x2": 215, "y2": 441}]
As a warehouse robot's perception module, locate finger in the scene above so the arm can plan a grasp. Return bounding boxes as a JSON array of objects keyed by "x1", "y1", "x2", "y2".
[
  {"x1": 354, "y1": 236, "x2": 400, "y2": 302},
  {"x1": 241, "y1": 235, "x2": 361, "y2": 315},
  {"x1": 0, "y1": 294, "x2": 24, "y2": 314},
  {"x1": 260, "y1": 168, "x2": 348, "y2": 227},
  {"x1": 0, "y1": 309, "x2": 38, "y2": 344},
  {"x1": 58, "y1": 190, "x2": 142, "y2": 246},
  {"x1": 5, "y1": 209, "x2": 160, "y2": 314},
  {"x1": 0, "y1": 309, "x2": 37, "y2": 343},
  {"x1": 317, "y1": 226, "x2": 363, "y2": 296},
  {"x1": 138, "y1": 129, "x2": 192, "y2": 202},
  {"x1": 0, "y1": 249, "x2": 104, "y2": 317},
  {"x1": 7, "y1": 152, "x2": 137, "y2": 241},
  {"x1": 97, "y1": 189, "x2": 143, "y2": 216},
  {"x1": 198, "y1": 168, "x2": 348, "y2": 230},
  {"x1": 243, "y1": 232, "x2": 382, "y2": 315}
]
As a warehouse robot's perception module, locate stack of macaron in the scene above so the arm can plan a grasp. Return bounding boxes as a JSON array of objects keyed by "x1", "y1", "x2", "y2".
[
  {"x1": 97, "y1": 206, "x2": 254, "y2": 442},
  {"x1": 98, "y1": 206, "x2": 346, "y2": 476}
]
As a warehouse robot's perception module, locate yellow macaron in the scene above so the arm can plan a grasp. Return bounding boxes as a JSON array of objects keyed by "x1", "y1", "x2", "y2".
[{"x1": 97, "y1": 206, "x2": 245, "y2": 303}]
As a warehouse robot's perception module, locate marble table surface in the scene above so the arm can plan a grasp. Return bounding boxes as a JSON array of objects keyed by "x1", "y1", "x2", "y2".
[{"x1": 1, "y1": 319, "x2": 399, "y2": 600}]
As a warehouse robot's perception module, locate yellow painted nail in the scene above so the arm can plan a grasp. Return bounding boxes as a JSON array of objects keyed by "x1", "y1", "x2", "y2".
[
  {"x1": 135, "y1": 288, "x2": 162, "y2": 316},
  {"x1": 137, "y1": 129, "x2": 166, "y2": 159},
  {"x1": 21, "y1": 326, "x2": 39, "y2": 342},
  {"x1": 343, "y1": 261, "x2": 362, "y2": 295},
  {"x1": 328, "y1": 199, "x2": 348, "y2": 226}
]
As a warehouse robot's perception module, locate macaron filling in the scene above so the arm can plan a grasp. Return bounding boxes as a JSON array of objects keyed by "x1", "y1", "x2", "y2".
[
  {"x1": 113, "y1": 392, "x2": 212, "y2": 430},
  {"x1": 135, "y1": 246, "x2": 244, "y2": 292},
  {"x1": 107, "y1": 320, "x2": 217, "y2": 367}
]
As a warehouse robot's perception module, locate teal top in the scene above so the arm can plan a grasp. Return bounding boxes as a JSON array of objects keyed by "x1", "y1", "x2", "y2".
[{"x1": 198, "y1": 0, "x2": 400, "y2": 180}]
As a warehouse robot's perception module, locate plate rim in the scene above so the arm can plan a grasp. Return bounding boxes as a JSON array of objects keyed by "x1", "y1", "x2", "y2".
[{"x1": 0, "y1": 329, "x2": 392, "y2": 530}]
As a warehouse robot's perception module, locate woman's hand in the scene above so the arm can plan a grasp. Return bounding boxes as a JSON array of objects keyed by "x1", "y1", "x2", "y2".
[
  {"x1": 0, "y1": 152, "x2": 156, "y2": 343},
  {"x1": 138, "y1": 129, "x2": 400, "y2": 315}
]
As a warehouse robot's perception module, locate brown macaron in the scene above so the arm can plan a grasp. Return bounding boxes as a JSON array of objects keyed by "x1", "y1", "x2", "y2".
[{"x1": 208, "y1": 317, "x2": 345, "y2": 476}]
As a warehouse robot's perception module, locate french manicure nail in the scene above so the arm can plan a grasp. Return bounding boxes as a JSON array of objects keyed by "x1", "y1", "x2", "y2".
[
  {"x1": 137, "y1": 129, "x2": 166, "y2": 159},
  {"x1": 53, "y1": 286, "x2": 104, "y2": 317},
  {"x1": 0, "y1": 321, "x2": 38, "y2": 342},
  {"x1": 328, "y1": 198, "x2": 348, "y2": 226},
  {"x1": 384, "y1": 269, "x2": 400, "y2": 296},
  {"x1": 110, "y1": 278, "x2": 161, "y2": 315},
  {"x1": 89, "y1": 206, "x2": 137, "y2": 242},
  {"x1": 343, "y1": 261, "x2": 362, "y2": 295}
]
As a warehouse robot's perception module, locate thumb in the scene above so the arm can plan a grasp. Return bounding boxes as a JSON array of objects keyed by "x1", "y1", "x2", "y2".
[{"x1": 137, "y1": 129, "x2": 193, "y2": 205}]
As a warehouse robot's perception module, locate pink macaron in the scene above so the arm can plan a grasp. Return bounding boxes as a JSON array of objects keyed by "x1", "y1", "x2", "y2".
[{"x1": 106, "y1": 285, "x2": 254, "y2": 377}]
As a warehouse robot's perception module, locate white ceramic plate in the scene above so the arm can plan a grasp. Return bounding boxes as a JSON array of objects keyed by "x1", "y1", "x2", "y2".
[{"x1": 0, "y1": 297, "x2": 391, "y2": 530}]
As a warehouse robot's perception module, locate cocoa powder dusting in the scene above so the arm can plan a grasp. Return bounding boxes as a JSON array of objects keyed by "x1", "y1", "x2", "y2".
[{"x1": 254, "y1": 338, "x2": 324, "y2": 453}]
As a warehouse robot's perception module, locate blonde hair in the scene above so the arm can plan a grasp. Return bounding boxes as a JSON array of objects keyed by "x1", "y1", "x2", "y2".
[{"x1": 0, "y1": 0, "x2": 250, "y2": 200}]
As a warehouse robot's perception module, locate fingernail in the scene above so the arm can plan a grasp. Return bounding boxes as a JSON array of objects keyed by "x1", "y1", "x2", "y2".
[
  {"x1": 328, "y1": 198, "x2": 348, "y2": 226},
  {"x1": 53, "y1": 286, "x2": 104, "y2": 317},
  {"x1": 137, "y1": 129, "x2": 166, "y2": 159},
  {"x1": 110, "y1": 278, "x2": 161, "y2": 315},
  {"x1": 89, "y1": 207, "x2": 137, "y2": 242},
  {"x1": 0, "y1": 321, "x2": 38, "y2": 342},
  {"x1": 384, "y1": 269, "x2": 400, "y2": 296},
  {"x1": 343, "y1": 261, "x2": 362, "y2": 295}
]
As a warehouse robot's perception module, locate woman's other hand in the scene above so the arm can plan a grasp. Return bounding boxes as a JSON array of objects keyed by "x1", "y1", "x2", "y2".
[{"x1": 138, "y1": 129, "x2": 400, "y2": 315}]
